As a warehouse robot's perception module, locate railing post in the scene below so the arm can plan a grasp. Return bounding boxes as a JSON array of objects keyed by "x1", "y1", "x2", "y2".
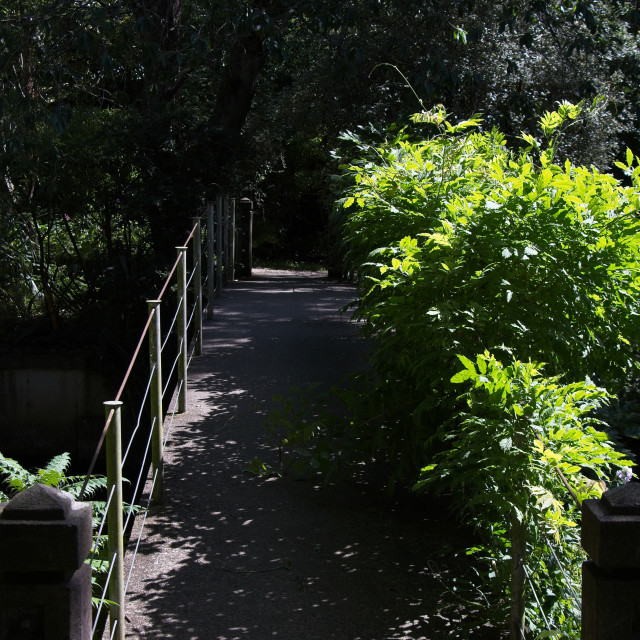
[
  {"x1": 237, "y1": 198, "x2": 253, "y2": 278},
  {"x1": 192, "y1": 217, "x2": 203, "y2": 356},
  {"x1": 509, "y1": 430, "x2": 526, "y2": 640},
  {"x1": 176, "y1": 246, "x2": 188, "y2": 413},
  {"x1": 509, "y1": 511, "x2": 526, "y2": 639},
  {"x1": 216, "y1": 195, "x2": 223, "y2": 296},
  {"x1": 230, "y1": 198, "x2": 236, "y2": 282},
  {"x1": 582, "y1": 482, "x2": 640, "y2": 639},
  {"x1": 105, "y1": 400, "x2": 125, "y2": 640},
  {"x1": 147, "y1": 300, "x2": 164, "y2": 506},
  {"x1": 206, "y1": 201, "x2": 215, "y2": 318},
  {"x1": 0, "y1": 484, "x2": 93, "y2": 640},
  {"x1": 223, "y1": 195, "x2": 230, "y2": 284}
]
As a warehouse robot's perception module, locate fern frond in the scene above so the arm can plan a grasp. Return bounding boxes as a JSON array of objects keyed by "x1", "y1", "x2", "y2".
[
  {"x1": 0, "y1": 452, "x2": 36, "y2": 495},
  {"x1": 89, "y1": 534, "x2": 109, "y2": 555},
  {"x1": 37, "y1": 468, "x2": 65, "y2": 488},
  {"x1": 38, "y1": 452, "x2": 71, "y2": 487},
  {"x1": 124, "y1": 502, "x2": 143, "y2": 517},
  {"x1": 45, "y1": 452, "x2": 71, "y2": 474},
  {"x1": 90, "y1": 558, "x2": 111, "y2": 574},
  {"x1": 64, "y1": 475, "x2": 107, "y2": 499}
]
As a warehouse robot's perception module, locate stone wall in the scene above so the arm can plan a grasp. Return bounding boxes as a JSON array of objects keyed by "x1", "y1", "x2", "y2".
[{"x1": 0, "y1": 353, "x2": 111, "y2": 468}]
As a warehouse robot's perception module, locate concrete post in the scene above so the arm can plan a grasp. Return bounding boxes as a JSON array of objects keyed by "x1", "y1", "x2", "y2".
[
  {"x1": 0, "y1": 484, "x2": 93, "y2": 639},
  {"x1": 582, "y1": 482, "x2": 640, "y2": 639},
  {"x1": 236, "y1": 198, "x2": 253, "y2": 278}
]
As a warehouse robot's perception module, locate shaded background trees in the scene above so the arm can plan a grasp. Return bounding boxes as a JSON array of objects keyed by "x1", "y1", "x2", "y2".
[
  {"x1": 1, "y1": 0, "x2": 246, "y2": 342},
  {"x1": 240, "y1": 0, "x2": 640, "y2": 261},
  {"x1": 2, "y1": 0, "x2": 639, "y2": 336}
]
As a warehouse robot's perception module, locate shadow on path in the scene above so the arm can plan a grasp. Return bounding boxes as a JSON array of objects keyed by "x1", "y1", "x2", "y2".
[{"x1": 123, "y1": 270, "x2": 500, "y2": 640}]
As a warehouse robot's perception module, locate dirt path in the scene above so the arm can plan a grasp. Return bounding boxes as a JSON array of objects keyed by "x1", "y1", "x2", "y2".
[{"x1": 122, "y1": 269, "x2": 500, "y2": 639}]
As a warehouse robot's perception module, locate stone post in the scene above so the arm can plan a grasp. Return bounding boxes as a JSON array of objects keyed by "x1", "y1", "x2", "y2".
[
  {"x1": 582, "y1": 482, "x2": 640, "y2": 639},
  {"x1": 236, "y1": 198, "x2": 253, "y2": 278},
  {"x1": 0, "y1": 484, "x2": 92, "y2": 640}
]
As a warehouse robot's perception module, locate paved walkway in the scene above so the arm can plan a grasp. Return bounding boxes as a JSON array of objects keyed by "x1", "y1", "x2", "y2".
[{"x1": 123, "y1": 269, "x2": 494, "y2": 640}]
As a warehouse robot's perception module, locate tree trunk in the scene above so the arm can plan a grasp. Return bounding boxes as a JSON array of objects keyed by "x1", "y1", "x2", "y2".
[
  {"x1": 155, "y1": 0, "x2": 182, "y2": 50},
  {"x1": 210, "y1": 31, "x2": 268, "y2": 148}
]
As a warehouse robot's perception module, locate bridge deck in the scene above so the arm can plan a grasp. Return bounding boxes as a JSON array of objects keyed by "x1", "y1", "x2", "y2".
[{"x1": 122, "y1": 269, "x2": 488, "y2": 640}]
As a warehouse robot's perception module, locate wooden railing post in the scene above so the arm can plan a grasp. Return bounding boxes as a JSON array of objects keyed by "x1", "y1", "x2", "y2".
[
  {"x1": 147, "y1": 300, "x2": 164, "y2": 506},
  {"x1": 582, "y1": 482, "x2": 640, "y2": 639},
  {"x1": 176, "y1": 246, "x2": 188, "y2": 413},
  {"x1": 105, "y1": 400, "x2": 125, "y2": 640},
  {"x1": 206, "y1": 201, "x2": 215, "y2": 318},
  {"x1": 192, "y1": 217, "x2": 203, "y2": 356}
]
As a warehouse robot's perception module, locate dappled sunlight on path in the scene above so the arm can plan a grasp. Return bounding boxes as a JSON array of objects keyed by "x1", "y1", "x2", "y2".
[{"x1": 123, "y1": 269, "x2": 500, "y2": 640}]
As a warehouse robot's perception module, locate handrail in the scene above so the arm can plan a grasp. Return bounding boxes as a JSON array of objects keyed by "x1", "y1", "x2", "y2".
[
  {"x1": 79, "y1": 309, "x2": 156, "y2": 501},
  {"x1": 80, "y1": 198, "x2": 251, "y2": 640},
  {"x1": 81, "y1": 219, "x2": 201, "y2": 500},
  {"x1": 157, "y1": 251, "x2": 183, "y2": 302}
]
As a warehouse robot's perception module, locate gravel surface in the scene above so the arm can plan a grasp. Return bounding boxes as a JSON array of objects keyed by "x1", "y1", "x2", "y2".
[{"x1": 120, "y1": 269, "x2": 503, "y2": 640}]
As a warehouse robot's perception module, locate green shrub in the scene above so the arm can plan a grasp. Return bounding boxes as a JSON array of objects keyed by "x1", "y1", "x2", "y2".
[
  {"x1": 415, "y1": 352, "x2": 632, "y2": 636},
  {"x1": 270, "y1": 103, "x2": 640, "y2": 634},
  {"x1": 332, "y1": 101, "x2": 640, "y2": 474},
  {"x1": 0, "y1": 451, "x2": 106, "y2": 502}
]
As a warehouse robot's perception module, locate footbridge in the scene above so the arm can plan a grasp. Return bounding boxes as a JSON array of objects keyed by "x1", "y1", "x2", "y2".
[{"x1": 0, "y1": 199, "x2": 492, "y2": 640}]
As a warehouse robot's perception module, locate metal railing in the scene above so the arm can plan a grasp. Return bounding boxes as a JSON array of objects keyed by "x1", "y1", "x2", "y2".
[{"x1": 79, "y1": 196, "x2": 250, "y2": 640}]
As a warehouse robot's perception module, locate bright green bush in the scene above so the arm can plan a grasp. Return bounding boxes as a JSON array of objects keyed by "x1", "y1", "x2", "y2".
[
  {"x1": 415, "y1": 352, "x2": 632, "y2": 636},
  {"x1": 269, "y1": 103, "x2": 640, "y2": 633},
  {"x1": 335, "y1": 102, "x2": 640, "y2": 465},
  {"x1": 325, "y1": 103, "x2": 640, "y2": 634},
  {"x1": 263, "y1": 102, "x2": 640, "y2": 637}
]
